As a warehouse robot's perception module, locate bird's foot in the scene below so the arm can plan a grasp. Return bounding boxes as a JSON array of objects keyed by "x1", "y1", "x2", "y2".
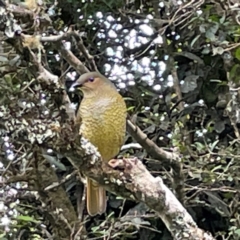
[{"x1": 108, "y1": 157, "x2": 138, "y2": 171}]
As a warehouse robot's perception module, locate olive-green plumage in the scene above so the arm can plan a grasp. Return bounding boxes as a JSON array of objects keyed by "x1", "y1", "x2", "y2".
[{"x1": 72, "y1": 72, "x2": 127, "y2": 216}]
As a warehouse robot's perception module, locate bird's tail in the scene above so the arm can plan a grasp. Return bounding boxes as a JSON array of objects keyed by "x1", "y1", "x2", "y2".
[{"x1": 87, "y1": 177, "x2": 106, "y2": 216}]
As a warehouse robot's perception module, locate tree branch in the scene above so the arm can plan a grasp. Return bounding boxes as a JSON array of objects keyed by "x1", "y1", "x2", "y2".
[
  {"x1": 126, "y1": 120, "x2": 180, "y2": 168},
  {"x1": 58, "y1": 43, "x2": 89, "y2": 74},
  {"x1": 33, "y1": 151, "x2": 81, "y2": 239},
  {"x1": 55, "y1": 133, "x2": 215, "y2": 240}
]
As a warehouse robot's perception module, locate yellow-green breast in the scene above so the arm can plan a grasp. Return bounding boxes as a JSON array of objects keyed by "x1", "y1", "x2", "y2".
[{"x1": 79, "y1": 89, "x2": 126, "y2": 161}]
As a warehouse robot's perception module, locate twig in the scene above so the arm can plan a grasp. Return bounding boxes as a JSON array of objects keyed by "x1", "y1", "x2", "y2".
[
  {"x1": 44, "y1": 170, "x2": 78, "y2": 191},
  {"x1": 121, "y1": 143, "x2": 142, "y2": 150},
  {"x1": 58, "y1": 43, "x2": 89, "y2": 74},
  {"x1": 126, "y1": 120, "x2": 180, "y2": 168},
  {"x1": 71, "y1": 32, "x2": 98, "y2": 71}
]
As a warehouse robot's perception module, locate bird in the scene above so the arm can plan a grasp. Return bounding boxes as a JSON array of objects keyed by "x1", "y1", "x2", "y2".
[{"x1": 71, "y1": 72, "x2": 127, "y2": 216}]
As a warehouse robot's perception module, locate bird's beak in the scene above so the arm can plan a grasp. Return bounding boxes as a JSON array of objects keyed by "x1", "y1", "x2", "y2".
[
  {"x1": 69, "y1": 81, "x2": 83, "y2": 93},
  {"x1": 71, "y1": 81, "x2": 82, "y2": 89}
]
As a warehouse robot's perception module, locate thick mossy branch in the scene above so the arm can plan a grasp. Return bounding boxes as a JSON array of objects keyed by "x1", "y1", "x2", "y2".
[{"x1": 52, "y1": 129, "x2": 215, "y2": 240}]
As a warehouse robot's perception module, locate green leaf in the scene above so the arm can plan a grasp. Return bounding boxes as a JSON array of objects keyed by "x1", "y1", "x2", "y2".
[
  {"x1": 191, "y1": 34, "x2": 200, "y2": 47},
  {"x1": 194, "y1": 142, "x2": 204, "y2": 151},
  {"x1": 205, "y1": 30, "x2": 215, "y2": 41},
  {"x1": 211, "y1": 165, "x2": 222, "y2": 172},
  {"x1": 42, "y1": 154, "x2": 66, "y2": 171},
  {"x1": 16, "y1": 215, "x2": 39, "y2": 223},
  {"x1": 230, "y1": 64, "x2": 240, "y2": 82},
  {"x1": 210, "y1": 140, "x2": 219, "y2": 151},
  {"x1": 0, "y1": 233, "x2": 7, "y2": 240},
  {"x1": 235, "y1": 47, "x2": 240, "y2": 60},
  {"x1": 235, "y1": 229, "x2": 240, "y2": 236},
  {"x1": 205, "y1": 23, "x2": 219, "y2": 41},
  {"x1": 219, "y1": 13, "x2": 226, "y2": 24},
  {"x1": 91, "y1": 226, "x2": 100, "y2": 232},
  {"x1": 127, "y1": 106, "x2": 135, "y2": 111}
]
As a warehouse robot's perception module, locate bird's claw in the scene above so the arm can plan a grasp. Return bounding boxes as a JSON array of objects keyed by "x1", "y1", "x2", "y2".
[{"x1": 108, "y1": 157, "x2": 138, "y2": 171}]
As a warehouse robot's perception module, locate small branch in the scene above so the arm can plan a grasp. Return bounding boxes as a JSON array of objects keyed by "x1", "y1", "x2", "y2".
[
  {"x1": 121, "y1": 143, "x2": 142, "y2": 150},
  {"x1": 71, "y1": 32, "x2": 98, "y2": 71},
  {"x1": 9, "y1": 4, "x2": 34, "y2": 18},
  {"x1": 0, "y1": 175, "x2": 30, "y2": 186},
  {"x1": 41, "y1": 32, "x2": 73, "y2": 42},
  {"x1": 58, "y1": 43, "x2": 89, "y2": 74},
  {"x1": 44, "y1": 170, "x2": 77, "y2": 191},
  {"x1": 126, "y1": 120, "x2": 185, "y2": 202},
  {"x1": 126, "y1": 120, "x2": 180, "y2": 168},
  {"x1": 26, "y1": 48, "x2": 76, "y2": 121},
  {"x1": 42, "y1": 30, "x2": 97, "y2": 71}
]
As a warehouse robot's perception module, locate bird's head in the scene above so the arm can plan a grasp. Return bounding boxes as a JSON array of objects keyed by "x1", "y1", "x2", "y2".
[{"x1": 71, "y1": 72, "x2": 115, "y2": 94}]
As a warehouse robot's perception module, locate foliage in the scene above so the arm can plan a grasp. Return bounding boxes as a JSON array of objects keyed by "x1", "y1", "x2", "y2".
[{"x1": 1, "y1": 0, "x2": 240, "y2": 239}]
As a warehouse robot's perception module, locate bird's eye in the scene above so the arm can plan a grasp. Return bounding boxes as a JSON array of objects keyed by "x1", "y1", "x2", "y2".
[{"x1": 88, "y1": 77, "x2": 95, "y2": 82}]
